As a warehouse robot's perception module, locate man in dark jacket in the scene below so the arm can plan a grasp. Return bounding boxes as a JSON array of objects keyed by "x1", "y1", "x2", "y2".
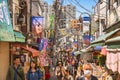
[
  {"x1": 6, "y1": 56, "x2": 25, "y2": 80},
  {"x1": 77, "y1": 63, "x2": 98, "y2": 80}
]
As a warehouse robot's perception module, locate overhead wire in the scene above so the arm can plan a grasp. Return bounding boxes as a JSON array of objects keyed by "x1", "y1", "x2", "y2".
[
  {"x1": 93, "y1": 0, "x2": 98, "y2": 3},
  {"x1": 67, "y1": 0, "x2": 83, "y2": 14},
  {"x1": 70, "y1": 0, "x2": 92, "y2": 13}
]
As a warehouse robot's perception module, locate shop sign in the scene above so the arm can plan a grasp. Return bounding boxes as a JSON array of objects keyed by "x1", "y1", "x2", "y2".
[{"x1": 0, "y1": 0, "x2": 15, "y2": 41}]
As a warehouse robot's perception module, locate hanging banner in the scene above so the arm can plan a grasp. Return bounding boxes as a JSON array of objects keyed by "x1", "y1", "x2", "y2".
[
  {"x1": 38, "y1": 38, "x2": 48, "y2": 51},
  {"x1": 83, "y1": 35, "x2": 94, "y2": 45},
  {"x1": 0, "y1": 0, "x2": 15, "y2": 41},
  {"x1": 39, "y1": 53, "x2": 46, "y2": 66},
  {"x1": 49, "y1": 14, "x2": 54, "y2": 30},
  {"x1": 83, "y1": 35, "x2": 90, "y2": 45},
  {"x1": 48, "y1": 14, "x2": 55, "y2": 38},
  {"x1": 31, "y1": 16, "x2": 43, "y2": 35}
]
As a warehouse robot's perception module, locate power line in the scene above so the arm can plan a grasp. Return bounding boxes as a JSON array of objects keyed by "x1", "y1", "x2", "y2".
[
  {"x1": 93, "y1": 0, "x2": 98, "y2": 3},
  {"x1": 67, "y1": 0, "x2": 83, "y2": 14},
  {"x1": 71, "y1": 0, "x2": 92, "y2": 13}
]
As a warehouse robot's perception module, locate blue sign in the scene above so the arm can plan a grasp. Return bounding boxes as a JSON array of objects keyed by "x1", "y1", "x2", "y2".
[{"x1": 83, "y1": 17, "x2": 90, "y2": 21}]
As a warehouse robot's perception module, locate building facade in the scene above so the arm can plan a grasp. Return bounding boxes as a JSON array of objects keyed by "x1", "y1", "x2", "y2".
[
  {"x1": 93, "y1": 0, "x2": 107, "y2": 37},
  {"x1": 41, "y1": 1, "x2": 48, "y2": 29},
  {"x1": 62, "y1": 4, "x2": 76, "y2": 29},
  {"x1": 104, "y1": 0, "x2": 120, "y2": 33}
]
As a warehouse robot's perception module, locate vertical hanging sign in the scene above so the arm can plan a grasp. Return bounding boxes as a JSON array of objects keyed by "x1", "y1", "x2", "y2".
[{"x1": 0, "y1": 0, "x2": 15, "y2": 41}]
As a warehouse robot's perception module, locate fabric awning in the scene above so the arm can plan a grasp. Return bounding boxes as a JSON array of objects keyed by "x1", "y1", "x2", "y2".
[
  {"x1": 106, "y1": 42, "x2": 120, "y2": 49},
  {"x1": 14, "y1": 30, "x2": 25, "y2": 42},
  {"x1": 21, "y1": 46, "x2": 40, "y2": 57},
  {"x1": 74, "y1": 51, "x2": 82, "y2": 56},
  {"x1": 80, "y1": 46, "x2": 94, "y2": 53},
  {"x1": 106, "y1": 36, "x2": 120, "y2": 49},
  {"x1": 91, "y1": 28, "x2": 120, "y2": 45},
  {"x1": 91, "y1": 42, "x2": 104, "y2": 47},
  {"x1": 107, "y1": 45, "x2": 120, "y2": 49},
  {"x1": 106, "y1": 36, "x2": 120, "y2": 43}
]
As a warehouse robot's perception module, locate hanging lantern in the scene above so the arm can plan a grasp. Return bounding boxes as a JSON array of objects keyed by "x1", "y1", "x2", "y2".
[{"x1": 100, "y1": 47, "x2": 107, "y2": 56}]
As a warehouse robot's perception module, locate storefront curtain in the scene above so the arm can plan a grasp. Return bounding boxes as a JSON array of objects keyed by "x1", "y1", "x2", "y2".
[
  {"x1": 106, "y1": 52, "x2": 118, "y2": 72},
  {"x1": 118, "y1": 52, "x2": 120, "y2": 74}
]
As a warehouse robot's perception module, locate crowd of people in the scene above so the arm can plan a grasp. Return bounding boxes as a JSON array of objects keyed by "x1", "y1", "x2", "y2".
[{"x1": 6, "y1": 54, "x2": 116, "y2": 80}]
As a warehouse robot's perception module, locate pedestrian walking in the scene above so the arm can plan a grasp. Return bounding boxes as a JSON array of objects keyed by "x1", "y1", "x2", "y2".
[
  {"x1": 26, "y1": 60, "x2": 43, "y2": 80},
  {"x1": 64, "y1": 69, "x2": 74, "y2": 80},
  {"x1": 55, "y1": 61, "x2": 66, "y2": 80},
  {"x1": 99, "y1": 67, "x2": 115, "y2": 80},
  {"x1": 49, "y1": 69, "x2": 58, "y2": 80},
  {"x1": 77, "y1": 63, "x2": 98, "y2": 80},
  {"x1": 6, "y1": 56, "x2": 25, "y2": 80},
  {"x1": 45, "y1": 66, "x2": 50, "y2": 80},
  {"x1": 37, "y1": 61, "x2": 45, "y2": 80}
]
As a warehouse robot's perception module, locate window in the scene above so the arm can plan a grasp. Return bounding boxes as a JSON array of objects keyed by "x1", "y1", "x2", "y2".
[
  {"x1": 101, "y1": 19, "x2": 106, "y2": 29},
  {"x1": 14, "y1": 13, "x2": 19, "y2": 25}
]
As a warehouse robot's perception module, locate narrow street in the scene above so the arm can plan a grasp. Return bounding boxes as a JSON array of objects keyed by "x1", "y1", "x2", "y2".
[{"x1": 1, "y1": 0, "x2": 120, "y2": 80}]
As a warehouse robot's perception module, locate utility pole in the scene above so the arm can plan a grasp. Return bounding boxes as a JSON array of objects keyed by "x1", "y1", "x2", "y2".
[
  {"x1": 30, "y1": 0, "x2": 32, "y2": 32},
  {"x1": 53, "y1": 0, "x2": 64, "y2": 45},
  {"x1": 53, "y1": 0, "x2": 61, "y2": 47}
]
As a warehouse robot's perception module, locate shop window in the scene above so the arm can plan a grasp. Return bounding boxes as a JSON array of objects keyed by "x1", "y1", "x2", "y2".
[{"x1": 101, "y1": 19, "x2": 106, "y2": 29}]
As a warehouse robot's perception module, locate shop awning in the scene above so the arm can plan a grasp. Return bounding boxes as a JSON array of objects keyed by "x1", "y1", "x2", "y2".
[
  {"x1": 80, "y1": 46, "x2": 94, "y2": 53},
  {"x1": 74, "y1": 51, "x2": 83, "y2": 56},
  {"x1": 106, "y1": 41, "x2": 120, "y2": 49},
  {"x1": 21, "y1": 46, "x2": 40, "y2": 57},
  {"x1": 105, "y1": 36, "x2": 120, "y2": 49},
  {"x1": 91, "y1": 42, "x2": 104, "y2": 47},
  {"x1": 14, "y1": 31, "x2": 25, "y2": 42},
  {"x1": 80, "y1": 49, "x2": 88, "y2": 53},
  {"x1": 107, "y1": 44, "x2": 120, "y2": 49},
  {"x1": 91, "y1": 28, "x2": 120, "y2": 45},
  {"x1": 106, "y1": 36, "x2": 120, "y2": 43}
]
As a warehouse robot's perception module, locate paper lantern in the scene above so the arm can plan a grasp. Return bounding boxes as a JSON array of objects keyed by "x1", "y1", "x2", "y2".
[{"x1": 101, "y1": 47, "x2": 107, "y2": 56}]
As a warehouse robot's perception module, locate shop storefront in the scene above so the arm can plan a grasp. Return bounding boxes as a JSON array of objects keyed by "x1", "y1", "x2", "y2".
[
  {"x1": 0, "y1": 0, "x2": 15, "y2": 79},
  {"x1": 105, "y1": 37, "x2": 120, "y2": 80},
  {"x1": 10, "y1": 43, "x2": 41, "y2": 74},
  {"x1": 91, "y1": 28, "x2": 120, "y2": 79}
]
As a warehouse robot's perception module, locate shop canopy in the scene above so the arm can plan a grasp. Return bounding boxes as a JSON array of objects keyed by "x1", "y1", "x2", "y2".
[
  {"x1": 80, "y1": 46, "x2": 94, "y2": 53},
  {"x1": 14, "y1": 30, "x2": 25, "y2": 42},
  {"x1": 73, "y1": 51, "x2": 83, "y2": 56},
  {"x1": 106, "y1": 36, "x2": 120, "y2": 49},
  {"x1": 21, "y1": 46, "x2": 40, "y2": 57},
  {"x1": 106, "y1": 36, "x2": 120, "y2": 43},
  {"x1": 91, "y1": 28, "x2": 120, "y2": 46}
]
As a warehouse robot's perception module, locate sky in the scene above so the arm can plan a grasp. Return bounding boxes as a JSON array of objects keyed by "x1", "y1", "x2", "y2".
[{"x1": 44, "y1": 0, "x2": 98, "y2": 18}]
